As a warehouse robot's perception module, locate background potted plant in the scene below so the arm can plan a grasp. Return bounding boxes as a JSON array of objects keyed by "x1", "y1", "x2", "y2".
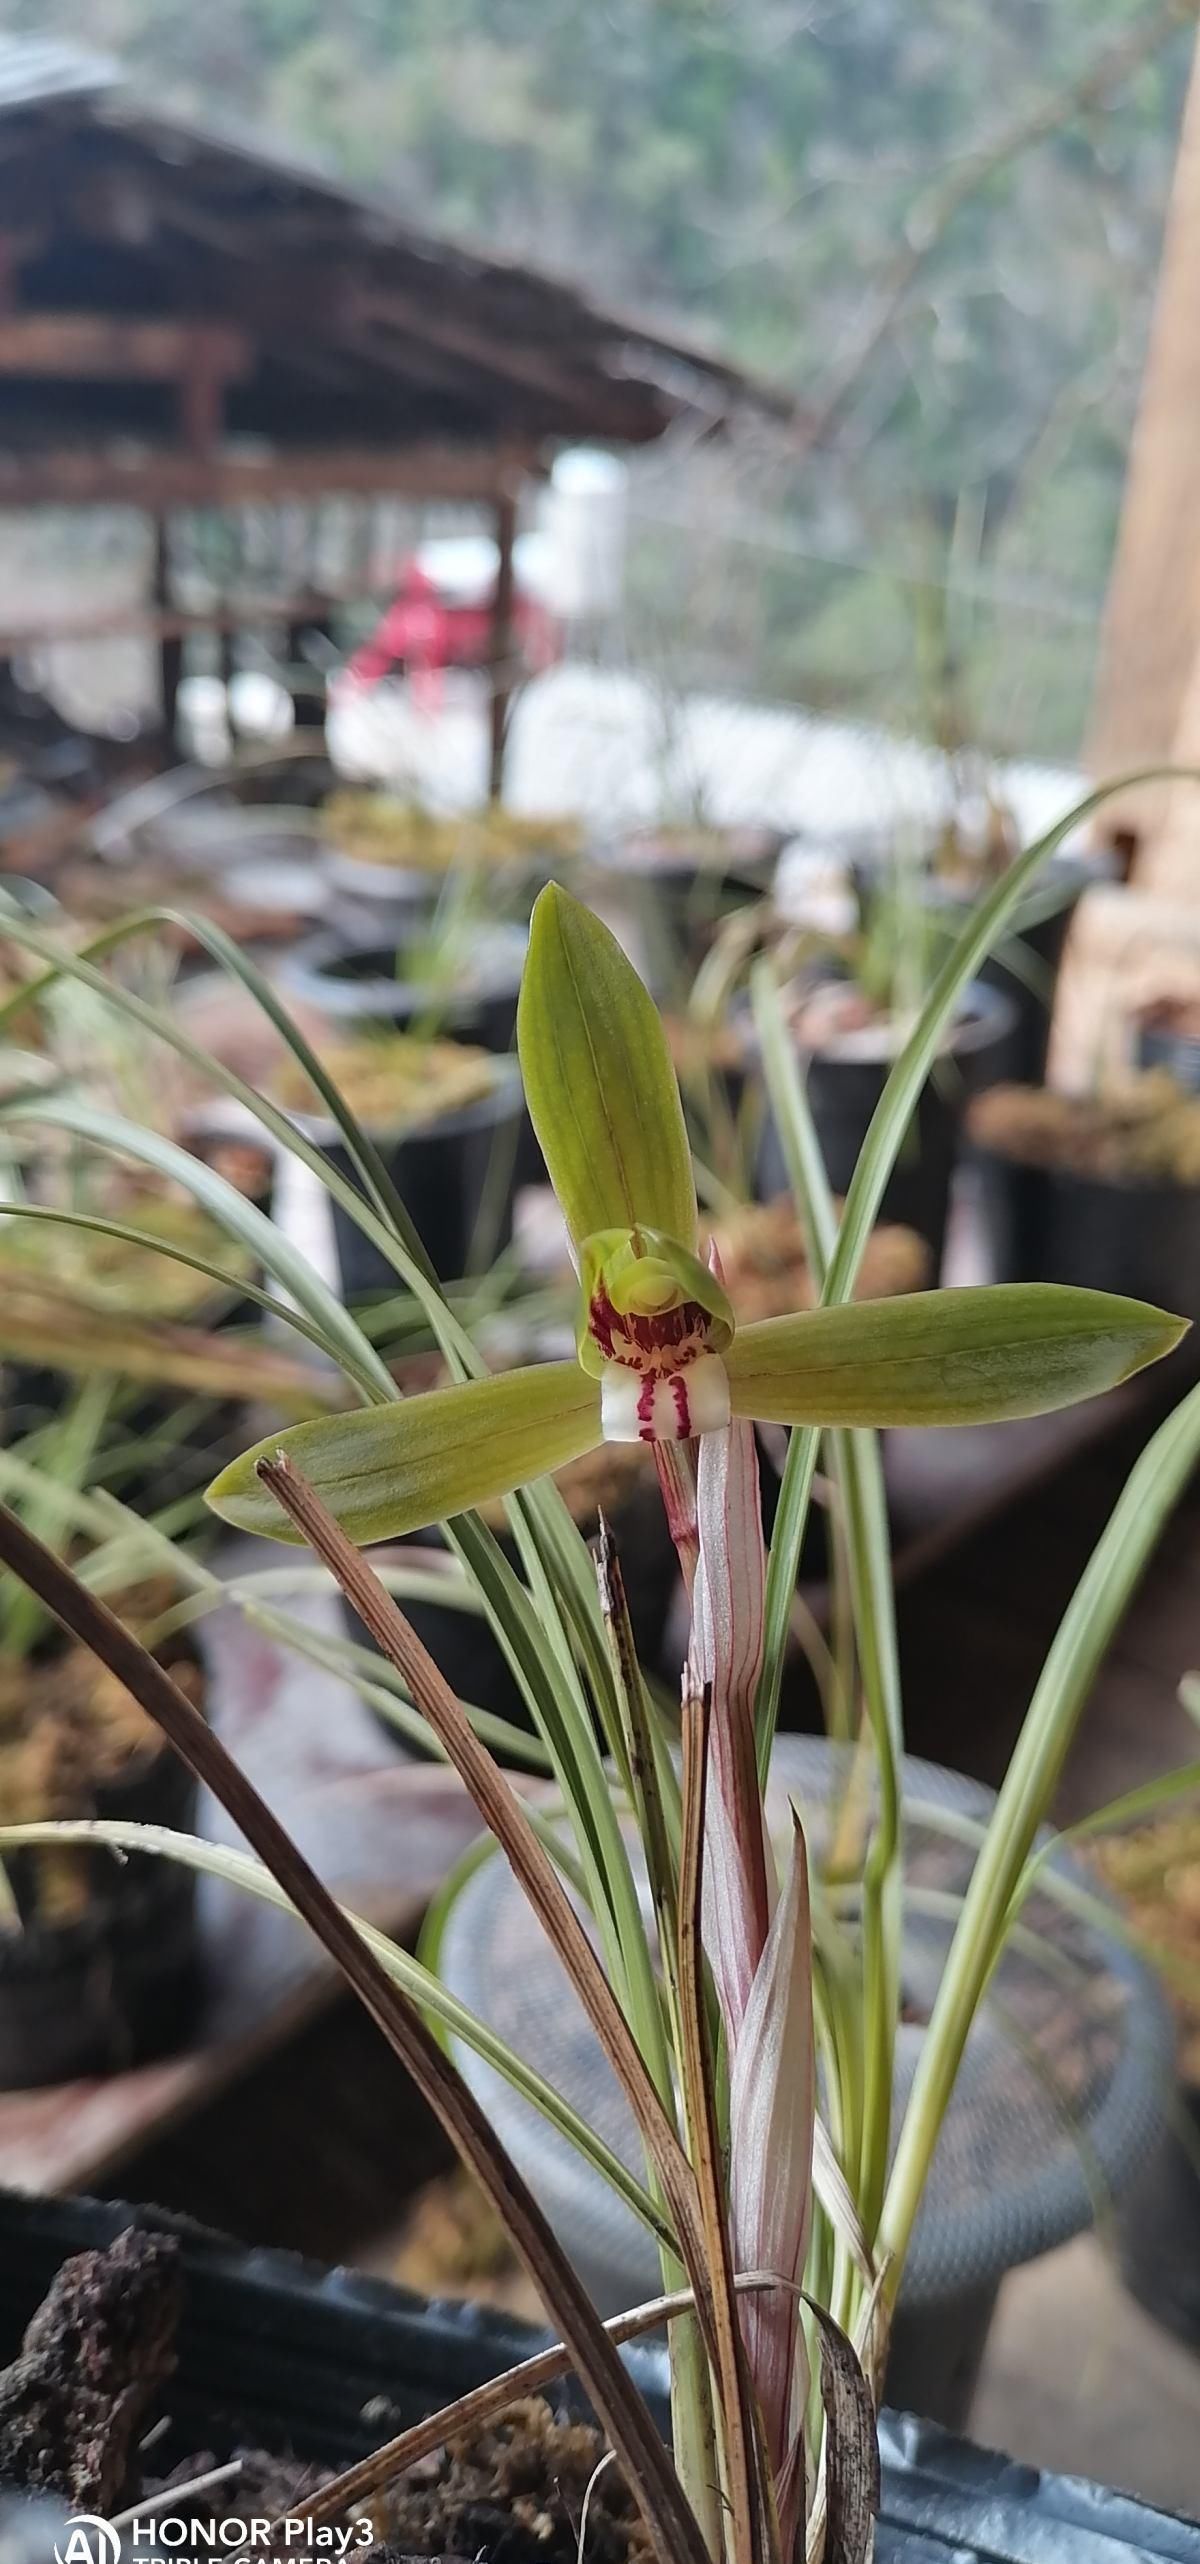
[
  {"x1": 711, "y1": 866, "x2": 1013, "y2": 1272},
  {"x1": 324, "y1": 791, "x2": 581, "y2": 922},
  {"x1": 969, "y1": 1071, "x2": 1200, "y2": 1329}
]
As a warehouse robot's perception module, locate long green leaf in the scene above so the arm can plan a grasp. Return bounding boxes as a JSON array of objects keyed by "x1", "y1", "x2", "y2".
[
  {"x1": 751, "y1": 971, "x2": 903, "y2": 2268},
  {"x1": 880, "y1": 1372, "x2": 1200, "y2": 2287}
]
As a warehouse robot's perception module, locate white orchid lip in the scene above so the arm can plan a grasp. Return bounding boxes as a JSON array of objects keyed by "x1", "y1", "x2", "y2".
[{"x1": 600, "y1": 1349, "x2": 731, "y2": 1445}]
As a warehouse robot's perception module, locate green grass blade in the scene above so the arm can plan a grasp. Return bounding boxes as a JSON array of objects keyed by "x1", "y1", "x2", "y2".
[{"x1": 881, "y1": 1372, "x2": 1200, "y2": 2289}]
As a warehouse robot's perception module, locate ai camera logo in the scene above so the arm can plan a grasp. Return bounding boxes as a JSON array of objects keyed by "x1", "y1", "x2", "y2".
[{"x1": 55, "y1": 2516, "x2": 122, "y2": 2564}]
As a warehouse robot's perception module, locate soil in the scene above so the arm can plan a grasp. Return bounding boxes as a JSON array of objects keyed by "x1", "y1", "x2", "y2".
[
  {"x1": 274, "y1": 1035, "x2": 499, "y2": 1134},
  {"x1": 0, "y1": 1582, "x2": 202, "y2": 1924},
  {"x1": 327, "y1": 795, "x2": 581, "y2": 875},
  {"x1": 1092, "y1": 1817, "x2": 1200, "y2": 2081},
  {"x1": 968, "y1": 1073, "x2": 1200, "y2": 1184},
  {"x1": 0, "y1": 2232, "x2": 641, "y2": 2564},
  {"x1": 370, "y1": 2401, "x2": 642, "y2": 2564}
]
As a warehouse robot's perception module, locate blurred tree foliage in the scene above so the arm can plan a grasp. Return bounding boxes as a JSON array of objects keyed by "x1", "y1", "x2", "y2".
[{"x1": 14, "y1": 0, "x2": 1195, "y2": 755}]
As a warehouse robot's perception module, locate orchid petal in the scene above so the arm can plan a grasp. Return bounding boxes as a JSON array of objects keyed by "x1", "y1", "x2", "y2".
[
  {"x1": 206, "y1": 1362, "x2": 601, "y2": 1545},
  {"x1": 691, "y1": 1414, "x2": 772, "y2": 2038},
  {"x1": 518, "y1": 884, "x2": 697, "y2": 1253},
  {"x1": 577, "y1": 1225, "x2": 734, "y2": 1376},
  {"x1": 726, "y1": 1284, "x2": 1185, "y2": 1430},
  {"x1": 600, "y1": 1350, "x2": 731, "y2": 1444},
  {"x1": 730, "y1": 1814, "x2": 815, "y2": 2488}
]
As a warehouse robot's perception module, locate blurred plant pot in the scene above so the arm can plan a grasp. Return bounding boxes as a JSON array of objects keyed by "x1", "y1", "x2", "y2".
[
  {"x1": 1137, "y1": 1014, "x2": 1200, "y2": 1095},
  {"x1": 433, "y1": 1738, "x2": 1170, "y2": 2438},
  {"x1": 925, "y1": 856, "x2": 1094, "y2": 1088},
  {"x1": 590, "y1": 826, "x2": 782, "y2": 988},
  {"x1": 341, "y1": 1439, "x2": 679, "y2": 1754},
  {"x1": 310, "y1": 1062, "x2": 525, "y2": 1298},
  {"x1": 973, "y1": 1151, "x2": 1200, "y2": 1329},
  {"x1": 1117, "y1": 2078, "x2": 1200, "y2": 2350},
  {"x1": 281, "y1": 923, "x2": 527, "y2": 1055},
  {"x1": 756, "y1": 981, "x2": 1014, "y2": 1276},
  {"x1": 0, "y1": 1623, "x2": 202, "y2": 2088}
]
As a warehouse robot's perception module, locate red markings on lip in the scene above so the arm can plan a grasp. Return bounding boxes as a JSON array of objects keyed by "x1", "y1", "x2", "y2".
[
  {"x1": 632, "y1": 1368, "x2": 692, "y2": 1442},
  {"x1": 589, "y1": 1283, "x2": 710, "y2": 1371}
]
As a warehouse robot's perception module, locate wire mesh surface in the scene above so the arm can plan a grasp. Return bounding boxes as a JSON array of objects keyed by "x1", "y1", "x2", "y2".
[{"x1": 437, "y1": 1741, "x2": 1171, "y2": 2312}]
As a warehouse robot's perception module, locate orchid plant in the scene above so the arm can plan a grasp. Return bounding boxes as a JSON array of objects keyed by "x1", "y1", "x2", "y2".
[
  {"x1": 200, "y1": 884, "x2": 1179, "y2": 2562},
  {"x1": 0, "y1": 820, "x2": 1196, "y2": 2564}
]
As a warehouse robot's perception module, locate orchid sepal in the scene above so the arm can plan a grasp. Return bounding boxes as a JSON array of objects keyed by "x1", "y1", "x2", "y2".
[
  {"x1": 725, "y1": 1284, "x2": 1187, "y2": 1430},
  {"x1": 517, "y1": 884, "x2": 698, "y2": 1254},
  {"x1": 205, "y1": 1360, "x2": 601, "y2": 1545}
]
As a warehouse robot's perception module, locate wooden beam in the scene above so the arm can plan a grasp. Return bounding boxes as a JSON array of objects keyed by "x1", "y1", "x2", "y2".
[
  {"x1": 353, "y1": 282, "x2": 644, "y2": 430},
  {"x1": 0, "y1": 441, "x2": 541, "y2": 511},
  {"x1": 0, "y1": 314, "x2": 250, "y2": 381}
]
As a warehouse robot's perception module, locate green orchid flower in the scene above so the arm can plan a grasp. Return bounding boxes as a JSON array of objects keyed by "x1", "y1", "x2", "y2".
[{"x1": 207, "y1": 884, "x2": 1186, "y2": 1545}]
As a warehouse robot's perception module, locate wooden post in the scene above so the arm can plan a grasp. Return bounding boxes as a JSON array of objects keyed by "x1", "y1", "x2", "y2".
[
  {"x1": 488, "y1": 486, "x2": 518, "y2": 803},
  {"x1": 1086, "y1": 26, "x2": 1200, "y2": 849},
  {"x1": 153, "y1": 517, "x2": 183, "y2": 749}
]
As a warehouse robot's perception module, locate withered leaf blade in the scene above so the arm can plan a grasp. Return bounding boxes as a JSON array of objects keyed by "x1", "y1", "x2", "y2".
[{"x1": 804, "y1": 2296, "x2": 879, "y2": 2564}]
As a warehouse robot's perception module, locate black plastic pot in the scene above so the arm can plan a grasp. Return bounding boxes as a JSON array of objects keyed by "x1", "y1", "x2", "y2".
[
  {"x1": 0, "y1": 2193, "x2": 1196, "y2": 2560},
  {"x1": 281, "y1": 923, "x2": 527, "y2": 1055},
  {"x1": 1117, "y1": 2080, "x2": 1200, "y2": 2349},
  {"x1": 924, "y1": 857, "x2": 1093, "y2": 1089},
  {"x1": 342, "y1": 1467, "x2": 680, "y2": 1754},
  {"x1": 974, "y1": 1151, "x2": 1200, "y2": 1329},
  {"x1": 315, "y1": 1064, "x2": 525, "y2": 1298},
  {"x1": 756, "y1": 983, "x2": 1014, "y2": 1276},
  {"x1": 590, "y1": 829, "x2": 782, "y2": 990},
  {"x1": 0, "y1": 1669, "x2": 200, "y2": 2089}
]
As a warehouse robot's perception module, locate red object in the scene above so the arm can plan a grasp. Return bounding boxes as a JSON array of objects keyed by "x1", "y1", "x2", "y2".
[{"x1": 343, "y1": 559, "x2": 559, "y2": 692}]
